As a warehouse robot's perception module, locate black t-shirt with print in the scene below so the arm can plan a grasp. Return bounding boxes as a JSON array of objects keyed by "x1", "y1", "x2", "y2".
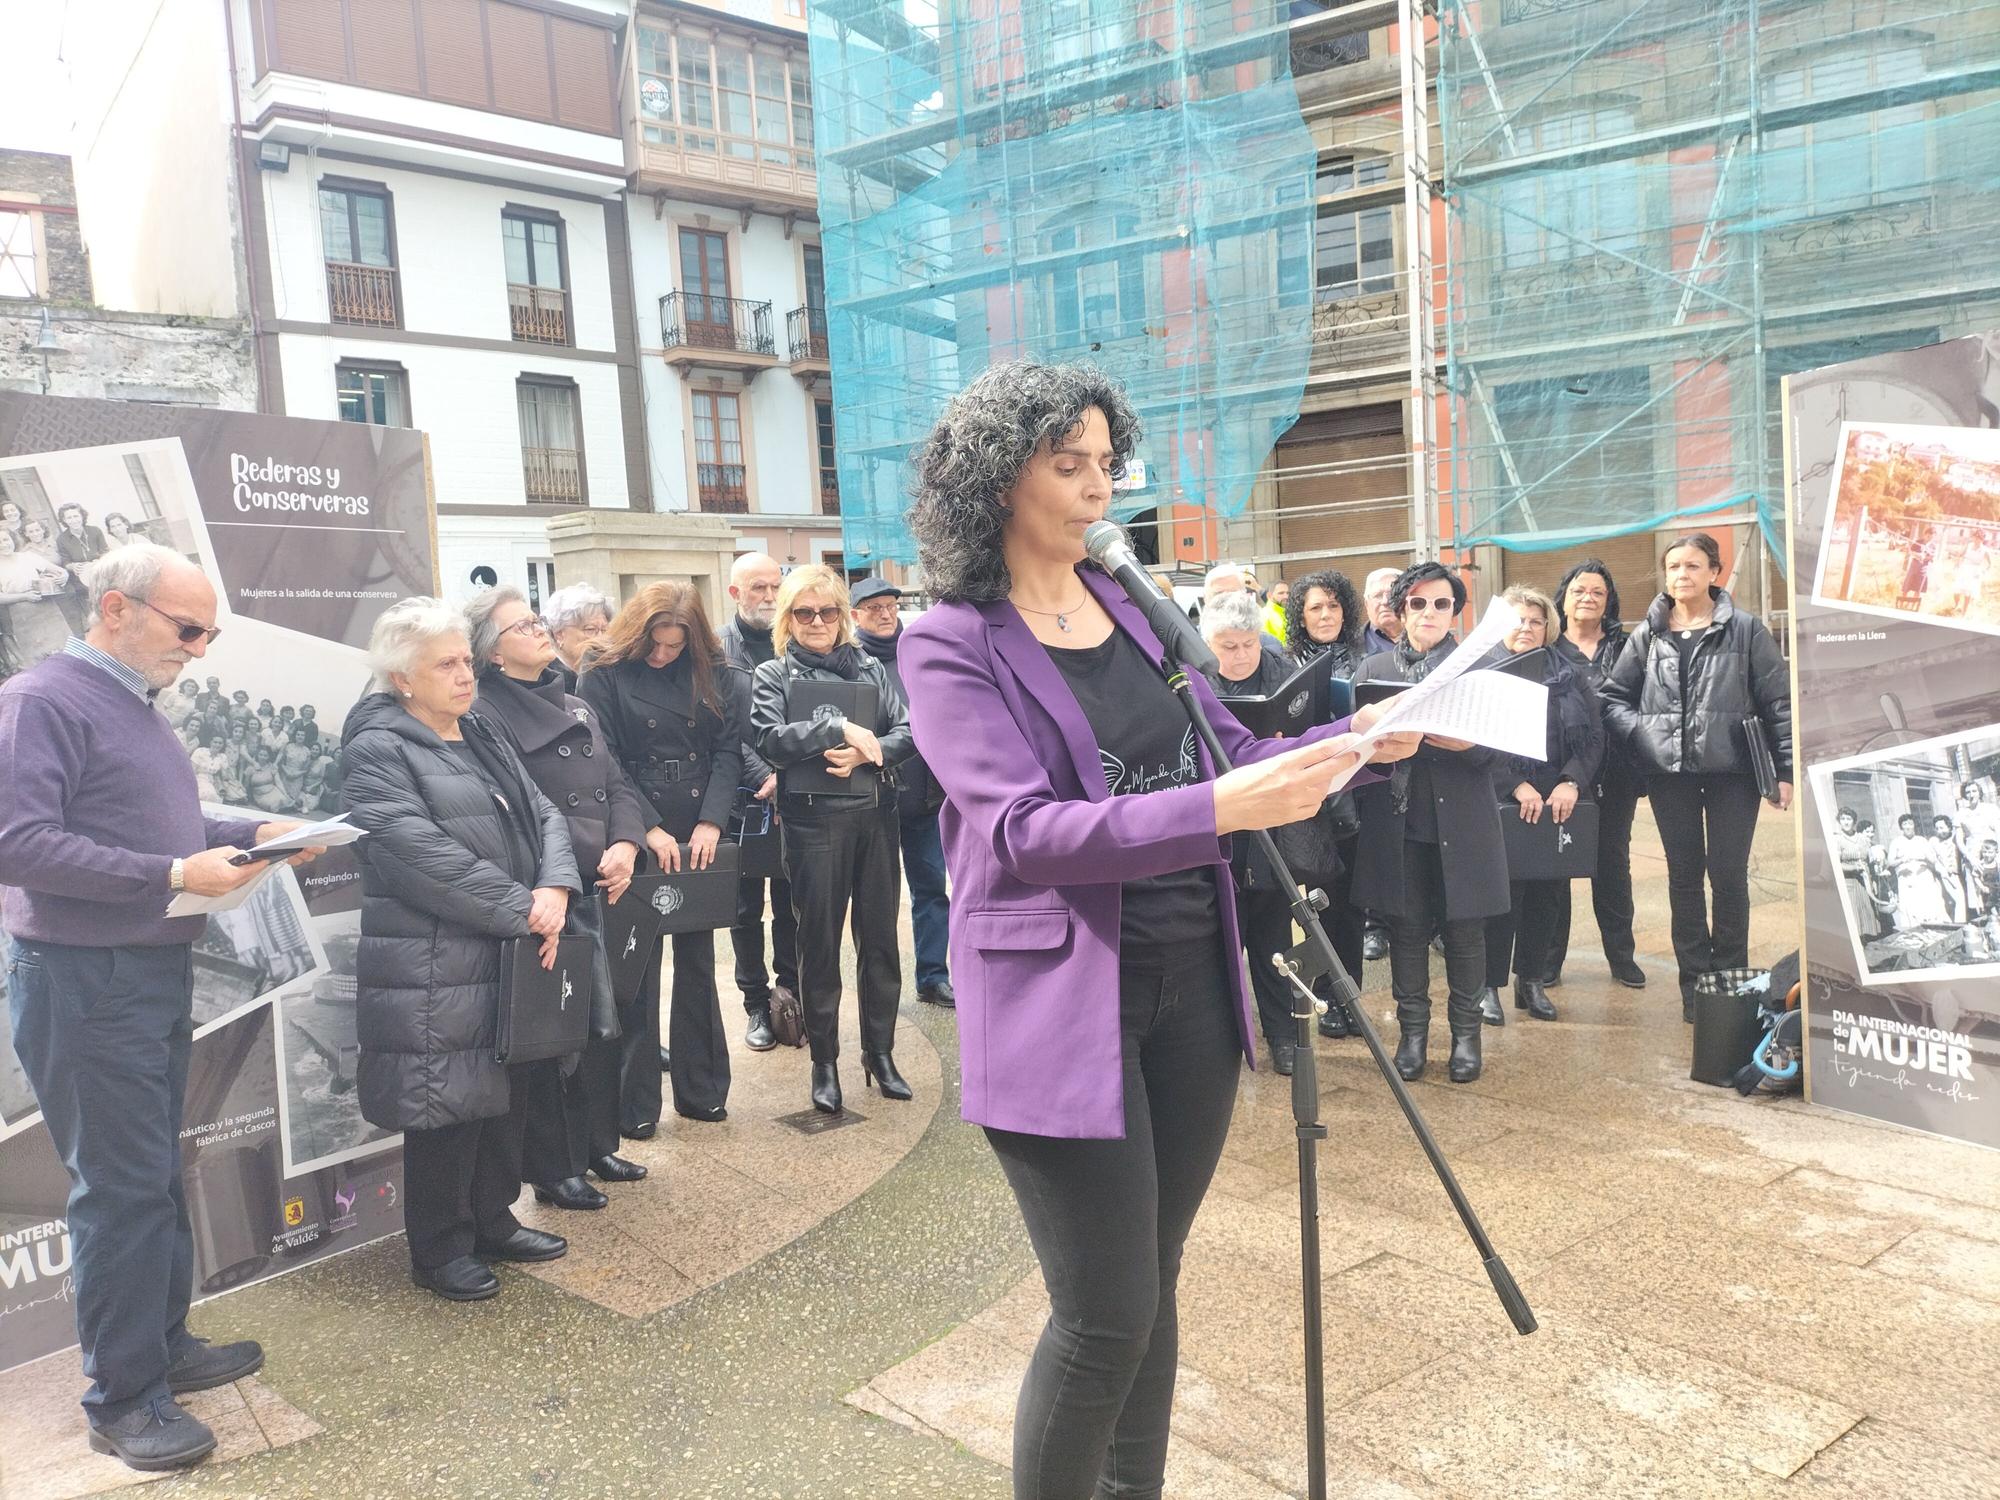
[{"x1": 1048, "y1": 627, "x2": 1222, "y2": 954}]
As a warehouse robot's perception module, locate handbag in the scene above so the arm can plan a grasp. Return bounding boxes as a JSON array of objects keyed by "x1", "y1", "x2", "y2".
[
  {"x1": 1740, "y1": 716, "x2": 1780, "y2": 803},
  {"x1": 767, "y1": 983, "x2": 807, "y2": 1048},
  {"x1": 495, "y1": 933, "x2": 595, "y2": 1064}
]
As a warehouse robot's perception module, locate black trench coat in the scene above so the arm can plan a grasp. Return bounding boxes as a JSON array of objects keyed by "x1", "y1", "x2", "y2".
[{"x1": 578, "y1": 654, "x2": 744, "y2": 841}]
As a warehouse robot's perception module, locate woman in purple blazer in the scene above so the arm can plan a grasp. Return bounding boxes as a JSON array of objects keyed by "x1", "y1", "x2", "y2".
[{"x1": 901, "y1": 362, "x2": 1415, "y2": 1500}]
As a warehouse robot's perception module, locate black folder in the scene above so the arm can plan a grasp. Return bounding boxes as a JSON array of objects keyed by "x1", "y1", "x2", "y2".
[
  {"x1": 1740, "y1": 716, "x2": 1780, "y2": 803},
  {"x1": 1352, "y1": 678, "x2": 1414, "y2": 712},
  {"x1": 730, "y1": 793, "x2": 785, "y2": 881},
  {"x1": 600, "y1": 887, "x2": 664, "y2": 1004},
  {"x1": 782, "y1": 679, "x2": 879, "y2": 795},
  {"x1": 1498, "y1": 800, "x2": 1599, "y2": 882},
  {"x1": 1216, "y1": 653, "x2": 1352, "y2": 738},
  {"x1": 495, "y1": 934, "x2": 595, "y2": 1064}
]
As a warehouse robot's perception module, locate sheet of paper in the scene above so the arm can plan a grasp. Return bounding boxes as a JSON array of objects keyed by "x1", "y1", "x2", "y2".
[
  {"x1": 246, "y1": 813, "x2": 365, "y2": 855},
  {"x1": 165, "y1": 859, "x2": 284, "y2": 917}
]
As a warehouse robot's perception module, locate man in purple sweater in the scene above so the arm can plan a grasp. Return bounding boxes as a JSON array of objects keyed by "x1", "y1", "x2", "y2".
[{"x1": 0, "y1": 544, "x2": 315, "y2": 1472}]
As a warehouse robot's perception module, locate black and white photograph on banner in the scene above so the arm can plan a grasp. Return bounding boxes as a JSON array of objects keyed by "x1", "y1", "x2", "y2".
[
  {"x1": 271, "y1": 914, "x2": 397, "y2": 1176},
  {"x1": 0, "y1": 436, "x2": 215, "y2": 684},
  {"x1": 191, "y1": 867, "x2": 327, "y2": 1033},
  {"x1": 1810, "y1": 421, "x2": 2000, "y2": 635},
  {"x1": 1812, "y1": 725, "x2": 2000, "y2": 1007},
  {"x1": 0, "y1": 963, "x2": 34, "y2": 1131}
]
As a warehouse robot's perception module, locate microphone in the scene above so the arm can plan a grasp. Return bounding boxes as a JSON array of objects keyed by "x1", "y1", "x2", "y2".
[{"x1": 1083, "y1": 520, "x2": 1220, "y2": 676}]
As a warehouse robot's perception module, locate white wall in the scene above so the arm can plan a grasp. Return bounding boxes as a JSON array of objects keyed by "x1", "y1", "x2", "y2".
[{"x1": 69, "y1": 0, "x2": 243, "y2": 317}]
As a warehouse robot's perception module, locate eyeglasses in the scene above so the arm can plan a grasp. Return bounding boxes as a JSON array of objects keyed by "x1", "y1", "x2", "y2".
[
  {"x1": 790, "y1": 605, "x2": 844, "y2": 626},
  {"x1": 1403, "y1": 595, "x2": 1456, "y2": 613},
  {"x1": 142, "y1": 598, "x2": 222, "y2": 646},
  {"x1": 501, "y1": 616, "x2": 547, "y2": 638}
]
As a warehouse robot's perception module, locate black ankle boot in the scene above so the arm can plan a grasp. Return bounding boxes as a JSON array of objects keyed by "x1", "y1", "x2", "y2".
[
  {"x1": 1318, "y1": 1001, "x2": 1352, "y2": 1039},
  {"x1": 1448, "y1": 1021, "x2": 1483, "y2": 1083},
  {"x1": 1513, "y1": 978, "x2": 1559, "y2": 1022},
  {"x1": 811, "y1": 1061, "x2": 842, "y2": 1114},
  {"x1": 1477, "y1": 986, "x2": 1505, "y2": 1027},
  {"x1": 1393, "y1": 1001, "x2": 1430, "y2": 1080},
  {"x1": 862, "y1": 1050, "x2": 912, "y2": 1101}
]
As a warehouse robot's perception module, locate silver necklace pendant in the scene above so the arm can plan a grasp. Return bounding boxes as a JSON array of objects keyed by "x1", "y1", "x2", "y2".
[{"x1": 1057, "y1": 613, "x2": 1072, "y2": 632}]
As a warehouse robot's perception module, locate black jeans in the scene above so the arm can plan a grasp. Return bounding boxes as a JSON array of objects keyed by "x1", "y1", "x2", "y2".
[
  {"x1": 1484, "y1": 880, "x2": 1566, "y2": 990},
  {"x1": 400, "y1": 1074, "x2": 531, "y2": 1270},
  {"x1": 1389, "y1": 840, "x2": 1486, "y2": 1027},
  {"x1": 983, "y1": 941, "x2": 1240, "y2": 1500},
  {"x1": 519, "y1": 1041, "x2": 619, "y2": 1179},
  {"x1": 732, "y1": 871, "x2": 799, "y2": 1013},
  {"x1": 621, "y1": 928, "x2": 730, "y2": 1125},
  {"x1": 1547, "y1": 778, "x2": 1640, "y2": 973},
  {"x1": 6, "y1": 939, "x2": 198, "y2": 1423},
  {"x1": 1647, "y1": 773, "x2": 1764, "y2": 1000},
  {"x1": 784, "y1": 798, "x2": 902, "y2": 1064}
]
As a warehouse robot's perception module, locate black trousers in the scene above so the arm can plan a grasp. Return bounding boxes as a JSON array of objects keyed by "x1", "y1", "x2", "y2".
[
  {"x1": 518, "y1": 1041, "x2": 619, "y2": 1180},
  {"x1": 732, "y1": 872, "x2": 799, "y2": 1014},
  {"x1": 1484, "y1": 880, "x2": 1566, "y2": 989},
  {"x1": 1236, "y1": 885, "x2": 1297, "y2": 1047},
  {"x1": 784, "y1": 798, "x2": 901, "y2": 1064},
  {"x1": 1389, "y1": 840, "x2": 1486, "y2": 1026},
  {"x1": 400, "y1": 1074, "x2": 531, "y2": 1270},
  {"x1": 6, "y1": 939, "x2": 198, "y2": 1423},
  {"x1": 1546, "y1": 778, "x2": 1640, "y2": 974},
  {"x1": 620, "y1": 929, "x2": 729, "y2": 1125},
  {"x1": 1647, "y1": 773, "x2": 1764, "y2": 1001},
  {"x1": 984, "y1": 942, "x2": 1239, "y2": 1500}
]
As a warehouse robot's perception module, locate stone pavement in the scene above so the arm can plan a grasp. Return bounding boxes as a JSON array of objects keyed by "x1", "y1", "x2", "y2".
[{"x1": 4, "y1": 804, "x2": 1999, "y2": 1498}]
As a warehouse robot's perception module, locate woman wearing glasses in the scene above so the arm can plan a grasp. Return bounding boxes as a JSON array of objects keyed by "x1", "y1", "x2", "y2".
[
  {"x1": 749, "y1": 564, "x2": 916, "y2": 1115},
  {"x1": 579, "y1": 583, "x2": 746, "y2": 1131},
  {"x1": 1350, "y1": 561, "x2": 1510, "y2": 1084}
]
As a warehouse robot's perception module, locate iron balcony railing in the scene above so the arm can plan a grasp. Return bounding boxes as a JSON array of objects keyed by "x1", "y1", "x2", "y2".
[
  {"x1": 522, "y1": 446, "x2": 584, "y2": 504},
  {"x1": 508, "y1": 283, "x2": 570, "y2": 345},
  {"x1": 661, "y1": 293, "x2": 775, "y2": 357},
  {"x1": 788, "y1": 305, "x2": 829, "y2": 362},
  {"x1": 326, "y1": 261, "x2": 398, "y2": 327},
  {"x1": 697, "y1": 462, "x2": 749, "y2": 513}
]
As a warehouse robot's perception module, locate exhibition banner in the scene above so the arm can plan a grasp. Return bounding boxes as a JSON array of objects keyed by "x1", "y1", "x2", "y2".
[
  {"x1": 1783, "y1": 333, "x2": 2000, "y2": 1151},
  {"x1": 0, "y1": 393, "x2": 435, "y2": 1372}
]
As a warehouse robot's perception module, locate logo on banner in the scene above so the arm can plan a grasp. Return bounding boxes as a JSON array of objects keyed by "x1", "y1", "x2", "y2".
[
  {"x1": 283, "y1": 1197, "x2": 305, "y2": 1229},
  {"x1": 0, "y1": 1219, "x2": 73, "y2": 1294},
  {"x1": 652, "y1": 885, "x2": 685, "y2": 917}
]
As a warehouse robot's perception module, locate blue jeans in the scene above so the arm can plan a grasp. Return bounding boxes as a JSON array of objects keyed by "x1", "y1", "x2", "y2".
[
  {"x1": 6, "y1": 937, "x2": 199, "y2": 1424},
  {"x1": 899, "y1": 812, "x2": 951, "y2": 990}
]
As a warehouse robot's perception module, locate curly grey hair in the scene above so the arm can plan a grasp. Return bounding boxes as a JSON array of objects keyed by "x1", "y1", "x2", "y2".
[
  {"x1": 365, "y1": 596, "x2": 468, "y2": 693},
  {"x1": 907, "y1": 360, "x2": 1142, "y2": 603},
  {"x1": 542, "y1": 582, "x2": 611, "y2": 637},
  {"x1": 462, "y1": 584, "x2": 531, "y2": 668},
  {"x1": 1199, "y1": 590, "x2": 1263, "y2": 641}
]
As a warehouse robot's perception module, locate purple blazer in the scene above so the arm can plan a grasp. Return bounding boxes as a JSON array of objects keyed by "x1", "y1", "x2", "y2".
[{"x1": 900, "y1": 566, "x2": 1361, "y2": 1140}]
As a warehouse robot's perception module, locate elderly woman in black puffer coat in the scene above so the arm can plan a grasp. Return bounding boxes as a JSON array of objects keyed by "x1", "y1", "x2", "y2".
[{"x1": 341, "y1": 597, "x2": 581, "y2": 1304}]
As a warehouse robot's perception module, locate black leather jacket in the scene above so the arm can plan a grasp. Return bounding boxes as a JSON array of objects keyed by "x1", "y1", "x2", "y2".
[
  {"x1": 1602, "y1": 588, "x2": 1792, "y2": 780},
  {"x1": 752, "y1": 645, "x2": 914, "y2": 810}
]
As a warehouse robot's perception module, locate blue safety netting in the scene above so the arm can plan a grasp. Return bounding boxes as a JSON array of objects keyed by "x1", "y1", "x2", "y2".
[{"x1": 806, "y1": 0, "x2": 1320, "y2": 567}]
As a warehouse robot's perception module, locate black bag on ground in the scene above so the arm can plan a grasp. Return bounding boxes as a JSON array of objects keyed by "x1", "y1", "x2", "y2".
[{"x1": 1689, "y1": 968, "x2": 1770, "y2": 1088}]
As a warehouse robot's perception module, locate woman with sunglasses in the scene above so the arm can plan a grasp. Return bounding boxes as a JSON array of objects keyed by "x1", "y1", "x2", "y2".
[
  {"x1": 579, "y1": 582, "x2": 746, "y2": 1131},
  {"x1": 1350, "y1": 561, "x2": 1511, "y2": 1083},
  {"x1": 750, "y1": 564, "x2": 915, "y2": 1115}
]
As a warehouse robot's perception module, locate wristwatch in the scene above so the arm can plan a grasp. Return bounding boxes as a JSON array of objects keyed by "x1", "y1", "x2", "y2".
[{"x1": 169, "y1": 858, "x2": 186, "y2": 894}]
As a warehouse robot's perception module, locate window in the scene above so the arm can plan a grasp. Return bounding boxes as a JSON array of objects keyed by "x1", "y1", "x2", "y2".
[
  {"x1": 1044, "y1": 211, "x2": 1149, "y2": 346},
  {"x1": 637, "y1": 22, "x2": 813, "y2": 171},
  {"x1": 336, "y1": 362, "x2": 410, "y2": 426},
  {"x1": 1765, "y1": 47, "x2": 1927, "y2": 217},
  {"x1": 0, "y1": 210, "x2": 40, "y2": 300},
  {"x1": 122, "y1": 455, "x2": 163, "y2": 521},
  {"x1": 680, "y1": 227, "x2": 733, "y2": 335},
  {"x1": 518, "y1": 379, "x2": 584, "y2": 504},
  {"x1": 1497, "y1": 106, "x2": 1641, "y2": 269},
  {"x1": 1314, "y1": 157, "x2": 1395, "y2": 297},
  {"x1": 814, "y1": 398, "x2": 838, "y2": 514},
  {"x1": 503, "y1": 211, "x2": 569, "y2": 344},
  {"x1": 692, "y1": 391, "x2": 747, "y2": 512},
  {"x1": 803, "y1": 244, "x2": 826, "y2": 312},
  {"x1": 319, "y1": 182, "x2": 398, "y2": 326}
]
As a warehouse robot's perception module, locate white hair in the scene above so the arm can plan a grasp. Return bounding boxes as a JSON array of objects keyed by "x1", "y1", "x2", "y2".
[
  {"x1": 83, "y1": 542, "x2": 186, "y2": 627},
  {"x1": 1365, "y1": 566, "x2": 1400, "y2": 593},
  {"x1": 366, "y1": 596, "x2": 470, "y2": 693},
  {"x1": 463, "y1": 584, "x2": 530, "y2": 667},
  {"x1": 1201, "y1": 590, "x2": 1263, "y2": 640},
  {"x1": 1203, "y1": 562, "x2": 1245, "y2": 596},
  {"x1": 542, "y1": 582, "x2": 611, "y2": 636}
]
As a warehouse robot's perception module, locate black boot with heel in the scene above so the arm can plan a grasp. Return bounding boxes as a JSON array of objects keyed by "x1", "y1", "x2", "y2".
[
  {"x1": 811, "y1": 1061, "x2": 842, "y2": 1115},
  {"x1": 862, "y1": 1051, "x2": 912, "y2": 1101}
]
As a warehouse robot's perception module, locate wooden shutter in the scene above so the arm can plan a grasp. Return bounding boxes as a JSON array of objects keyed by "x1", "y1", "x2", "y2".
[
  {"x1": 1274, "y1": 405, "x2": 1411, "y2": 586},
  {"x1": 487, "y1": 2, "x2": 553, "y2": 119},
  {"x1": 550, "y1": 16, "x2": 617, "y2": 134},
  {"x1": 350, "y1": 0, "x2": 421, "y2": 94},
  {"x1": 419, "y1": 0, "x2": 489, "y2": 108},
  {"x1": 269, "y1": 0, "x2": 348, "y2": 79}
]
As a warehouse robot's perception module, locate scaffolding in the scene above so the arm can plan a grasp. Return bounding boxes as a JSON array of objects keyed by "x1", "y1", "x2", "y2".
[
  {"x1": 1439, "y1": 0, "x2": 2000, "y2": 586},
  {"x1": 806, "y1": 0, "x2": 1331, "y2": 568}
]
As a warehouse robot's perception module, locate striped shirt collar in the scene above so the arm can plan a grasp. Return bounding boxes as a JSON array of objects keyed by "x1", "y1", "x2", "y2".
[{"x1": 62, "y1": 637, "x2": 154, "y2": 701}]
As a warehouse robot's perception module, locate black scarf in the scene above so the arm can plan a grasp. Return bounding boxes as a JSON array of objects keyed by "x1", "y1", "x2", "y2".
[
  {"x1": 1394, "y1": 633, "x2": 1454, "y2": 685},
  {"x1": 734, "y1": 613, "x2": 775, "y2": 659},
  {"x1": 1292, "y1": 638, "x2": 1356, "y2": 678},
  {"x1": 787, "y1": 640, "x2": 866, "y2": 680},
  {"x1": 857, "y1": 623, "x2": 901, "y2": 667}
]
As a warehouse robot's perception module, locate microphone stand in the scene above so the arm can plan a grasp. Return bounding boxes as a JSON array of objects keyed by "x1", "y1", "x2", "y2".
[{"x1": 1158, "y1": 648, "x2": 1537, "y2": 1500}]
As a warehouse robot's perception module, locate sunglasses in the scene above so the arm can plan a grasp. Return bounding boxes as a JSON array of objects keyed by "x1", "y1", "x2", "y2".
[
  {"x1": 790, "y1": 605, "x2": 844, "y2": 626},
  {"x1": 143, "y1": 598, "x2": 223, "y2": 646},
  {"x1": 1403, "y1": 595, "x2": 1456, "y2": 613}
]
